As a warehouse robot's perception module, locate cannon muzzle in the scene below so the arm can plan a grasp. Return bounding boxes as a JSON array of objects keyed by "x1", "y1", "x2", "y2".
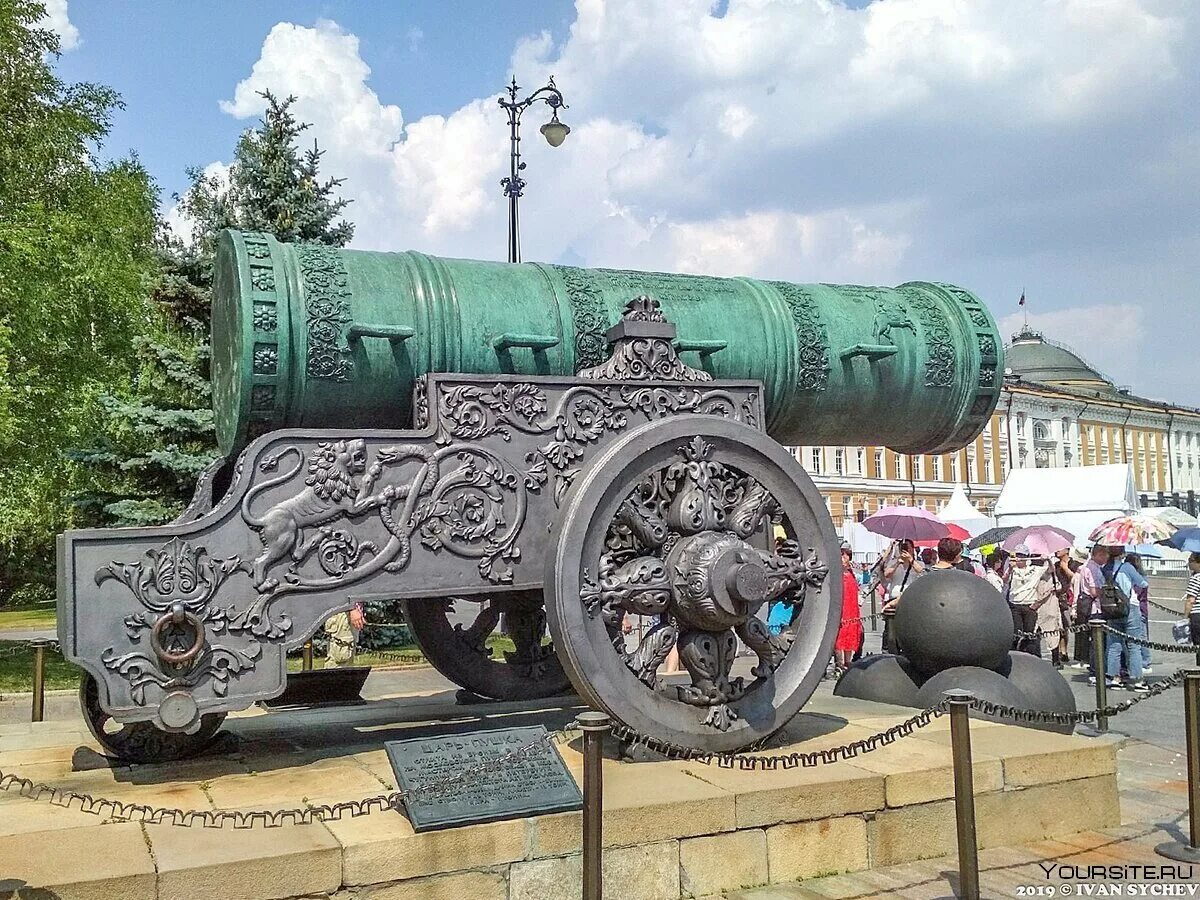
[{"x1": 212, "y1": 230, "x2": 1002, "y2": 456}]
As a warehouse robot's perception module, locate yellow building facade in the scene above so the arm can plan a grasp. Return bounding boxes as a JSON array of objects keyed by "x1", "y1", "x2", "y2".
[{"x1": 794, "y1": 327, "x2": 1200, "y2": 529}]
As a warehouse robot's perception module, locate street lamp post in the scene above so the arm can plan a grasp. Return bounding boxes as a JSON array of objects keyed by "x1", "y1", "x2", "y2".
[{"x1": 498, "y1": 76, "x2": 570, "y2": 263}]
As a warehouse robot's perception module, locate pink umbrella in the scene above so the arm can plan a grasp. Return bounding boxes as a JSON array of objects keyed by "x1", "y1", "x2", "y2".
[
  {"x1": 862, "y1": 506, "x2": 950, "y2": 542},
  {"x1": 1001, "y1": 525, "x2": 1074, "y2": 557}
]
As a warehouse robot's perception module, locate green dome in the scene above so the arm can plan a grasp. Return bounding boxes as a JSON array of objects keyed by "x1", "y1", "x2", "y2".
[{"x1": 1006, "y1": 326, "x2": 1113, "y2": 390}]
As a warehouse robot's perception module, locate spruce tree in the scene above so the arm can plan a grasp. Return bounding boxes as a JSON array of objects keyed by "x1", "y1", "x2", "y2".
[{"x1": 76, "y1": 92, "x2": 354, "y2": 527}]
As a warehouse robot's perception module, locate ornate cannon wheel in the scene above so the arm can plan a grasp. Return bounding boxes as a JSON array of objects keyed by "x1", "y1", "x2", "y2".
[
  {"x1": 546, "y1": 415, "x2": 840, "y2": 753},
  {"x1": 401, "y1": 591, "x2": 571, "y2": 700},
  {"x1": 80, "y1": 674, "x2": 226, "y2": 764}
]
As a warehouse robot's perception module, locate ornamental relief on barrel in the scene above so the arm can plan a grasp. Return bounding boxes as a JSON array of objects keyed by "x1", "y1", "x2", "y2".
[{"x1": 296, "y1": 242, "x2": 354, "y2": 383}]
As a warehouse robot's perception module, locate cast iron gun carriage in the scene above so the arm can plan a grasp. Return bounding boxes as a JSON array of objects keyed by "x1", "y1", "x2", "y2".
[{"x1": 58, "y1": 231, "x2": 1003, "y2": 761}]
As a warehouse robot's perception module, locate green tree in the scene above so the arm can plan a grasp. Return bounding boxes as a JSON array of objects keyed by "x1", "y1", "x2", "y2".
[
  {"x1": 0, "y1": 0, "x2": 159, "y2": 601},
  {"x1": 75, "y1": 91, "x2": 354, "y2": 529}
]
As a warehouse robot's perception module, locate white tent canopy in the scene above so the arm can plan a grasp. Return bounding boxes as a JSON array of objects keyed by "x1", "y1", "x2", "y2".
[
  {"x1": 940, "y1": 484, "x2": 993, "y2": 536},
  {"x1": 994, "y1": 464, "x2": 1138, "y2": 540},
  {"x1": 1144, "y1": 505, "x2": 1198, "y2": 528}
]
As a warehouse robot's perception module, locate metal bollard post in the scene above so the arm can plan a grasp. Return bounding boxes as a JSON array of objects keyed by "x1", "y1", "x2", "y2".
[
  {"x1": 30, "y1": 639, "x2": 51, "y2": 723},
  {"x1": 945, "y1": 689, "x2": 980, "y2": 900},
  {"x1": 1089, "y1": 618, "x2": 1108, "y2": 733},
  {"x1": 302, "y1": 641, "x2": 314, "y2": 671},
  {"x1": 869, "y1": 588, "x2": 878, "y2": 633},
  {"x1": 1156, "y1": 669, "x2": 1200, "y2": 863},
  {"x1": 578, "y1": 710, "x2": 610, "y2": 900}
]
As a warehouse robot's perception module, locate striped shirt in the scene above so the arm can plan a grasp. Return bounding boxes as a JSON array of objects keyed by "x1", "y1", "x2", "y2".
[{"x1": 1187, "y1": 573, "x2": 1200, "y2": 600}]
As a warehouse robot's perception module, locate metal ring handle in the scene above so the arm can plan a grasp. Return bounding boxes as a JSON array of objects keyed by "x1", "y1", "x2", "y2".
[{"x1": 150, "y1": 610, "x2": 205, "y2": 666}]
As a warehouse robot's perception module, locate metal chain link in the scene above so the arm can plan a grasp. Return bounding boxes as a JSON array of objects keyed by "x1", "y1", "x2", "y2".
[
  {"x1": 971, "y1": 669, "x2": 1187, "y2": 726},
  {"x1": 609, "y1": 700, "x2": 950, "y2": 767},
  {"x1": 0, "y1": 664, "x2": 1190, "y2": 827},
  {"x1": 0, "y1": 639, "x2": 59, "y2": 658},
  {"x1": 1099, "y1": 622, "x2": 1200, "y2": 654},
  {"x1": 1014, "y1": 623, "x2": 1091, "y2": 639},
  {"x1": 0, "y1": 725, "x2": 571, "y2": 829},
  {"x1": 1147, "y1": 596, "x2": 1189, "y2": 616}
]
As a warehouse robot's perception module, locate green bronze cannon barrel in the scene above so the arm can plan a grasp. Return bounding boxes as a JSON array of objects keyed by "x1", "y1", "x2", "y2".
[{"x1": 212, "y1": 230, "x2": 1002, "y2": 456}]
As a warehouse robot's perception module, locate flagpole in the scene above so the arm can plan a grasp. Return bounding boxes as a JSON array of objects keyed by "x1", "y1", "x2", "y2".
[{"x1": 1021, "y1": 287, "x2": 1027, "y2": 326}]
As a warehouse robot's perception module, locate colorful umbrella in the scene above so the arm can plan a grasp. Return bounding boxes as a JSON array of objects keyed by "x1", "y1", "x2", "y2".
[
  {"x1": 1001, "y1": 525, "x2": 1074, "y2": 557},
  {"x1": 1160, "y1": 526, "x2": 1200, "y2": 554},
  {"x1": 915, "y1": 522, "x2": 971, "y2": 548},
  {"x1": 1089, "y1": 514, "x2": 1174, "y2": 547},
  {"x1": 861, "y1": 506, "x2": 950, "y2": 542}
]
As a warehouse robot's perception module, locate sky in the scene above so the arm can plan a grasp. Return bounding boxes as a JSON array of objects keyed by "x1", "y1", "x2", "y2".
[{"x1": 45, "y1": 0, "x2": 1200, "y2": 406}]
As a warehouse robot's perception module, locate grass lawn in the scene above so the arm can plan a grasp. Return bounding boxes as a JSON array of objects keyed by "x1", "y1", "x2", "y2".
[
  {"x1": 0, "y1": 633, "x2": 527, "y2": 691},
  {"x1": 0, "y1": 606, "x2": 57, "y2": 632},
  {"x1": 0, "y1": 642, "x2": 79, "y2": 693}
]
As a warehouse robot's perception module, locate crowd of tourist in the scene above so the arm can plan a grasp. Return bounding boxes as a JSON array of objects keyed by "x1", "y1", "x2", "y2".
[{"x1": 829, "y1": 536, "x2": 1200, "y2": 691}]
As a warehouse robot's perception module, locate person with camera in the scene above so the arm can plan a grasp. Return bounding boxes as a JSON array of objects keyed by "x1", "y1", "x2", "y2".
[
  {"x1": 879, "y1": 539, "x2": 922, "y2": 653},
  {"x1": 1091, "y1": 545, "x2": 1149, "y2": 692}
]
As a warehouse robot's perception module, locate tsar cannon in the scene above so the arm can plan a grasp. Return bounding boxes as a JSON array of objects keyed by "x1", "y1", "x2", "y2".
[{"x1": 57, "y1": 230, "x2": 1003, "y2": 761}]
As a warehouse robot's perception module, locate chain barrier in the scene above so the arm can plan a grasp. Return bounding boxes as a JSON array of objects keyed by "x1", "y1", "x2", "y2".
[
  {"x1": 0, "y1": 724, "x2": 572, "y2": 829},
  {"x1": 610, "y1": 700, "x2": 950, "y2": 766},
  {"x1": 1100, "y1": 623, "x2": 1200, "y2": 654},
  {"x1": 0, "y1": 638, "x2": 59, "y2": 658},
  {"x1": 1147, "y1": 596, "x2": 1189, "y2": 616},
  {"x1": 1014, "y1": 623, "x2": 1091, "y2": 640},
  {"x1": 971, "y1": 669, "x2": 1186, "y2": 726},
  {"x1": 0, "y1": 665, "x2": 1190, "y2": 827}
]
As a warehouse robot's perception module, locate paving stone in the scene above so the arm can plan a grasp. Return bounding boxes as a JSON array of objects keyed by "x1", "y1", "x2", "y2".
[
  {"x1": 149, "y1": 818, "x2": 341, "y2": 900},
  {"x1": 975, "y1": 774, "x2": 1120, "y2": 848},
  {"x1": 325, "y1": 808, "x2": 527, "y2": 885},
  {"x1": 0, "y1": 821, "x2": 156, "y2": 899},
  {"x1": 869, "y1": 798, "x2": 959, "y2": 867},
  {"x1": 680, "y1": 828, "x2": 769, "y2": 897},
  {"x1": 203, "y1": 757, "x2": 388, "y2": 808},
  {"x1": 917, "y1": 727, "x2": 1117, "y2": 787},
  {"x1": 531, "y1": 760, "x2": 737, "y2": 854},
  {"x1": 0, "y1": 729, "x2": 90, "y2": 751},
  {"x1": 766, "y1": 815, "x2": 869, "y2": 882},
  {"x1": 358, "y1": 868, "x2": 508, "y2": 900},
  {"x1": 843, "y1": 735, "x2": 1004, "y2": 806},
  {"x1": 509, "y1": 841, "x2": 679, "y2": 900},
  {"x1": 682, "y1": 759, "x2": 883, "y2": 829}
]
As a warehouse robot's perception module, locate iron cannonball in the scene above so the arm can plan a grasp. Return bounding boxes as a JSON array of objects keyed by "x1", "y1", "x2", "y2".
[
  {"x1": 997, "y1": 651, "x2": 1077, "y2": 734},
  {"x1": 833, "y1": 654, "x2": 925, "y2": 708},
  {"x1": 913, "y1": 665, "x2": 1034, "y2": 725},
  {"x1": 893, "y1": 569, "x2": 1013, "y2": 676}
]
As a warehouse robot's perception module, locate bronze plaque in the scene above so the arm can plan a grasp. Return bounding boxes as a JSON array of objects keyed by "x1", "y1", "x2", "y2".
[{"x1": 385, "y1": 725, "x2": 582, "y2": 831}]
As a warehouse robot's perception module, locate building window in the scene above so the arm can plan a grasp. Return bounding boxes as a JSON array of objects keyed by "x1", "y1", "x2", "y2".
[
  {"x1": 967, "y1": 448, "x2": 978, "y2": 482},
  {"x1": 894, "y1": 455, "x2": 904, "y2": 480},
  {"x1": 877, "y1": 498, "x2": 886, "y2": 511},
  {"x1": 917, "y1": 498, "x2": 927, "y2": 510},
  {"x1": 912, "y1": 456, "x2": 924, "y2": 480},
  {"x1": 930, "y1": 456, "x2": 941, "y2": 481},
  {"x1": 843, "y1": 496, "x2": 852, "y2": 520},
  {"x1": 950, "y1": 455, "x2": 960, "y2": 482},
  {"x1": 811, "y1": 448, "x2": 823, "y2": 474},
  {"x1": 834, "y1": 448, "x2": 845, "y2": 475},
  {"x1": 874, "y1": 449, "x2": 883, "y2": 477},
  {"x1": 983, "y1": 448, "x2": 993, "y2": 483},
  {"x1": 856, "y1": 448, "x2": 865, "y2": 475},
  {"x1": 1016, "y1": 415, "x2": 1025, "y2": 436}
]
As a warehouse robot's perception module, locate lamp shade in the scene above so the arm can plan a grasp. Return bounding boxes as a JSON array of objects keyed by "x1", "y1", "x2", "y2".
[{"x1": 540, "y1": 119, "x2": 570, "y2": 147}]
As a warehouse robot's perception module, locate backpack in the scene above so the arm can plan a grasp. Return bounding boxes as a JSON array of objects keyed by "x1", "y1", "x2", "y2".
[{"x1": 1098, "y1": 565, "x2": 1130, "y2": 620}]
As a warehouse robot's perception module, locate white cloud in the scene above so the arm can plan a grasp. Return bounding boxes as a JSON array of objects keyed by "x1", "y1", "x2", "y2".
[
  {"x1": 209, "y1": 1, "x2": 1200, "y2": 401},
  {"x1": 164, "y1": 161, "x2": 231, "y2": 244},
  {"x1": 40, "y1": 0, "x2": 79, "y2": 51}
]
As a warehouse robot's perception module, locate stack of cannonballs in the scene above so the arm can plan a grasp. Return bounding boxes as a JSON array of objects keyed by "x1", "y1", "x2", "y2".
[{"x1": 834, "y1": 569, "x2": 1077, "y2": 733}]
